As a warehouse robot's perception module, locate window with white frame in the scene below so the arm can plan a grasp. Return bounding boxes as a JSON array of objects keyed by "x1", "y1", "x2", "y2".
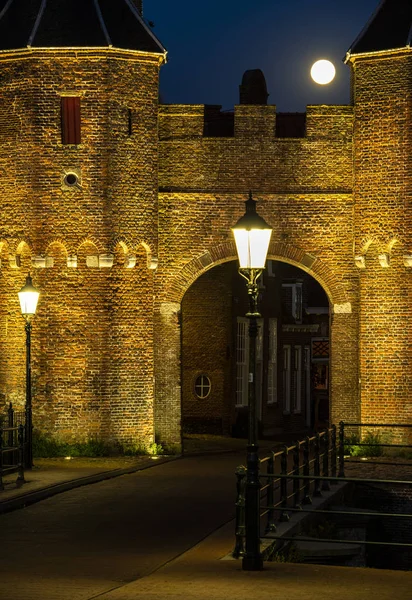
[
  {"x1": 293, "y1": 345, "x2": 302, "y2": 413},
  {"x1": 268, "y1": 260, "x2": 276, "y2": 278},
  {"x1": 267, "y1": 318, "x2": 277, "y2": 404},
  {"x1": 282, "y1": 282, "x2": 303, "y2": 323},
  {"x1": 282, "y1": 344, "x2": 291, "y2": 413}
]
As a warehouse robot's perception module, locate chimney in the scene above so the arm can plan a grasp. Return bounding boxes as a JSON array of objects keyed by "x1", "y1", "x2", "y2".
[{"x1": 239, "y1": 69, "x2": 268, "y2": 105}]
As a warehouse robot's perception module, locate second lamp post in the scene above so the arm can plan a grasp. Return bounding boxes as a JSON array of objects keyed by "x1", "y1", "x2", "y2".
[
  {"x1": 18, "y1": 273, "x2": 40, "y2": 469},
  {"x1": 232, "y1": 192, "x2": 272, "y2": 571}
]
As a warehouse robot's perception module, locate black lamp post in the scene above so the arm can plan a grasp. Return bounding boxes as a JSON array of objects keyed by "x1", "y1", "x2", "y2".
[
  {"x1": 232, "y1": 192, "x2": 272, "y2": 571},
  {"x1": 18, "y1": 273, "x2": 40, "y2": 469}
]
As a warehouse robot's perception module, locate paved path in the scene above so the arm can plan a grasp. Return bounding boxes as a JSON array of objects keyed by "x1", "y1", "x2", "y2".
[
  {"x1": 1, "y1": 440, "x2": 412, "y2": 600},
  {"x1": 0, "y1": 452, "x2": 245, "y2": 600}
]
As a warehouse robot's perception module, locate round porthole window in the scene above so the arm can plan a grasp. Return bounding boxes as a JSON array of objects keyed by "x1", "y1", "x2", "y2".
[
  {"x1": 64, "y1": 172, "x2": 79, "y2": 187},
  {"x1": 194, "y1": 374, "x2": 211, "y2": 399}
]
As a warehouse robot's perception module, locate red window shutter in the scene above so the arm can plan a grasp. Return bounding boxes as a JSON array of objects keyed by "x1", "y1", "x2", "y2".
[{"x1": 61, "y1": 97, "x2": 81, "y2": 144}]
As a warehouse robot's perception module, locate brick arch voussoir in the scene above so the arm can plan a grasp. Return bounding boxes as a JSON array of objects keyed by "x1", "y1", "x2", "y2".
[
  {"x1": 76, "y1": 236, "x2": 105, "y2": 254},
  {"x1": 109, "y1": 236, "x2": 135, "y2": 255},
  {"x1": 15, "y1": 238, "x2": 34, "y2": 255},
  {"x1": 44, "y1": 239, "x2": 70, "y2": 256},
  {"x1": 163, "y1": 240, "x2": 347, "y2": 307}
]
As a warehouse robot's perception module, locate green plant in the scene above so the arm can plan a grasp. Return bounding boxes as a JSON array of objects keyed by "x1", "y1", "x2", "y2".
[
  {"x1": 268, "y1": 542, "x2": 303, "y2": 563},
  {"x1": 306, "y1": 519, "x2": 338, "y2": 540},
  {"x1": 148, "y1": 442, "x2": 164, "y2": 456},
  {"x1": 161, "y1": 442, "x2": 182, "y2": 455},
  {"x1": 344, "y1": 431, "x2": 383, "y2": 457},
  {"x1": 32, "y1": 431, "x2": 165, "y2": 458}
]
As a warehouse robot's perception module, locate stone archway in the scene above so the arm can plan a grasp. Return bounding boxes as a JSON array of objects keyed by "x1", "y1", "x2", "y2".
[{"x1": 154, "y1": 242, "x2": 359, "y2": 448}]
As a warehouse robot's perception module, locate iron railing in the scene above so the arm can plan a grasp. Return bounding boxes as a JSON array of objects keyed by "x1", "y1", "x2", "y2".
[
  {"x1": 0, "y1": 403, "x2": 27, "y2": 487},
  {"x1": 234, "y1": 426, "x2": 342, "y2": 557},
  {"x1": 234, "y1": 422, "x2": 412, "y2": 565},
  {"x1": 0, "y1": 422, "x2": 25, "y2": 490}
]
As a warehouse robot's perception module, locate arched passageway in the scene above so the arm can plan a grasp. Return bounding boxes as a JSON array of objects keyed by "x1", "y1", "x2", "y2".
[{"x1": 180, "y1": 260, "x2": 330, "y2": 440}]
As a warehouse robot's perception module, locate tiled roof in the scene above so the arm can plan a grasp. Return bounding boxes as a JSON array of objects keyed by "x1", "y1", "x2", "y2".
[
  {"x1": 0, "y1": 0, "x2": 166, "y2": 54},
  {"x1": 348, "y1": 0, "x2": 412, "y2": 56}
]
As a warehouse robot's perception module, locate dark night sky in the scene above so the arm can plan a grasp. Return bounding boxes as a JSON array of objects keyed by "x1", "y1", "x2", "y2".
[{"x1": 146, "y1": 0, "x2": 379, "y2": 111}]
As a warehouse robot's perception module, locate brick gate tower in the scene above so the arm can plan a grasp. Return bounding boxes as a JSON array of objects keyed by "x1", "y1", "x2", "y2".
[
  {"x1": 0, "y1": 0, "x2": 166, "y2": 449},
  {"x1": 346, "y1": 0, "x2": 412, "y2": 430},
  {"x1": 0, "y1": 0, "x2": 411, "y2": 452}
]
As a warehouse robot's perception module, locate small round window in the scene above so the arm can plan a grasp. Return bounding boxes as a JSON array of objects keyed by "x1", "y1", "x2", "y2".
[
  {"x1": 64, "y1": 172, "x2": 79, "y2": 186},
  {"x1": 194, "y1": 374, "x2": 211, "y2": 399}
]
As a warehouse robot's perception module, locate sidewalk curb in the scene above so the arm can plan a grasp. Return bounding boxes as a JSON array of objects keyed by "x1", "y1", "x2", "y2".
[{"x1": 0, "y1": 455, "x2": 179, "y2": 515}]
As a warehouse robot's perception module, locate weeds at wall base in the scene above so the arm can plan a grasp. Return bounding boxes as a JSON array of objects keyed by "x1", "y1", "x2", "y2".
[{"x1": 32, "y1": 431, "x2": 166, "y2": 458}]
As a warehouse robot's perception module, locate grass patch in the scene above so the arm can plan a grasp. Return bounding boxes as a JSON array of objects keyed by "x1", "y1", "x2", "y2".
[
  {"x1": 344, "y1": 431, "x2": 384, "y2": 457},
  {"x1": 267, "y1": 542, "x2": 303, "y2": 563},
  {"x1": 32, "y1": 431, "x2": 165, "y2": 458}
]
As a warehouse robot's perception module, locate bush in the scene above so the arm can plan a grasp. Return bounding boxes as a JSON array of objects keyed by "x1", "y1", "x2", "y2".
[
  {"x1": 32, "y1": 431, "x2": 165, "y2": 458},
  {"x1": 344, "y1": 431, "x2": 383, "y2": 457}
]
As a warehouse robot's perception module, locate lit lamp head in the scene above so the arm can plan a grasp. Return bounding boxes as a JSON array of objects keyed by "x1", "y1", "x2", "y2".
[
  {"x1": 18, "y1": 273, "x2": 40, "y2": 322},
  {"x1": 231, "y1": 192, "x2": 272, "y2": 270}
]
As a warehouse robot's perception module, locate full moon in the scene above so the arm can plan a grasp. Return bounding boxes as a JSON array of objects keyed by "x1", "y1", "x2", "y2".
[{"x1": 310, "y1": 59, "x2": 336, "y2": 85}]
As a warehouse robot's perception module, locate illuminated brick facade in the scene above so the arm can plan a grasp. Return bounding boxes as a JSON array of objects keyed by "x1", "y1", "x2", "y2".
[{"x1": 0, "y1": 0, "x2": 410, "y2": 450}]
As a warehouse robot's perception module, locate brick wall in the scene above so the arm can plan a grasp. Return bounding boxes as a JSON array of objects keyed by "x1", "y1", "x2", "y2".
[
  {"x1": 350, "y1": 50, "x2": 412, "y2": 431},
  {"x1": 157, "y1": 99, "x2": 359, "y2": 434},
  {"x1": 1, "y1": 38, "x2": 410, "y2": 450},
  {"x1": 0, "y1": 48, "x2": 162, "y2": 448},
  {"x1": 181, "y1": 264, "x2": 234, "y2": 434}
]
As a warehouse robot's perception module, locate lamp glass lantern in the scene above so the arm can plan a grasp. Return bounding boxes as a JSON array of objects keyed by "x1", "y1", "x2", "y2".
[
  {"x1": 231, "y1": 193, "x2": 272, "y2": 270},
  {"x1": 18, "y1": 274, "x2": 40, "y2": 320}
]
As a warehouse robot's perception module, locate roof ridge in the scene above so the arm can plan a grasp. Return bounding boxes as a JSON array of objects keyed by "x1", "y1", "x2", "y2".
[
  {"x1": 0, "y1": 0, "x2": 15, "y2": 22},
  {"x1": 407, "y1": 21, "x2": 412, "y2": 47},
  {"x1": 28, "y1": 0, "x2": 47, "y2": 47},
  {"x1": 94, "y1": 0, "x2": 112, "y2": 46},
  {"x1": 124, "y1": 0, "x2": 166, "y2": 56},
  {"x1": 346, "y1": 0, "x2": 412, "y2": 59},
  {"x1": 346, "y1": 0, "x2": 384, "y2": 58}
]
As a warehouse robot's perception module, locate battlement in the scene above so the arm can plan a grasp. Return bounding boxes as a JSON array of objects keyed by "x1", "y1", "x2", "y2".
[{"x1": 159, "y1": 104, "x2": 353, "y2": 140}]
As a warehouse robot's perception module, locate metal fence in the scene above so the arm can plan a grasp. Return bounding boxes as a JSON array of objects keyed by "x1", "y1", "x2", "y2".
[
  {"x1": 0, "y1": 403, "x2": 26, "y2": 489},
  {"x1": 234, "y1": 422, "x2": 412, "y2": 566}
]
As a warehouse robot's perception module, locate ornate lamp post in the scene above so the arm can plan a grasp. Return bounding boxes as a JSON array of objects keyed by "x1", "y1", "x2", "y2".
[
  {"x1": 232, "y1": 192, "x2": 272, "y2": 571},
  {"x1": 18, "y1": 273, "x2": 40, "y2": 469}
]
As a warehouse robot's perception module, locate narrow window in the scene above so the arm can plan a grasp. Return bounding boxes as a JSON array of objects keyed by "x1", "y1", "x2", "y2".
[
  {"x1": 293, "y1": 346, "x2": 302, "y2": 413},
  {"x1": 61, "y1": 97, "x2": 81, "y2": 144},
  {"x1": 304, "y1": 346, "x2": 311, "y2": 426},
  {"x1": 267, "y1": 318, "x2": 277, "y2": 404},
  {"x1": 293, "y1": 283, "x2": 303, "y2": 323},
  {"x1": 283, "y1": 345, "x2": 291, "y2": 413},
  {"x1": 128, "y1": 109, "x2": 133, "y2": 136},
  {"x1": 282, "y1": 282, "x2": 303, "y2": 324}
]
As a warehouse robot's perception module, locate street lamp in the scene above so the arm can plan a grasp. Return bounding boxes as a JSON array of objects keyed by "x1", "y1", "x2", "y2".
[
  {"x1": 232, "y1": 191, "x2": 272, "y2": 571},
  {"x1": 18, "y1": 273, "x2": 40, "y2": 469}
]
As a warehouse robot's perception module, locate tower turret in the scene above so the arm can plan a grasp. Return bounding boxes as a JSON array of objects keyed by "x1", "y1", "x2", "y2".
[
  {"x1": 346, "y1": 0, "x2": 412, "y2": 430},
  {"x1": 0, "y1": 0, "x2": 166, "y2": 449}
]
